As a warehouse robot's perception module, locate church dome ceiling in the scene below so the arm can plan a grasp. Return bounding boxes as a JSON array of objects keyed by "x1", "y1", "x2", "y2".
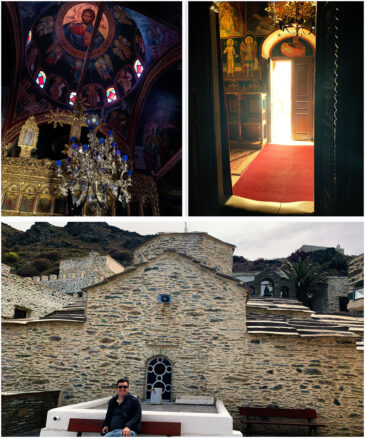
[{"x1": 23, "y1": 2, "x2": 178, "y2": 109}]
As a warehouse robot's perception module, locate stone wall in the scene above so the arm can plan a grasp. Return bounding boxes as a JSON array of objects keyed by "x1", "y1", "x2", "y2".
[
  {"x1": 133, "y1": 233, "x2": 234, "y2": 275},
  {"x1": 312, "y1": 276, "x2": 349, "y2": 313},
  {"x1": 348, "y1": 254, "x2": 364, "y2": 291},
  {"x1": 2, "y1": 390, "x2": 60, "y2": 436},
  {"x1": 2, "y1": 252, "x2": 363, "y2": 436},
  {"x1": 2, "y1": 264, "x2": 76, "y2": 319},
  {"x1": 326, "y1": 276, "x2": 349, "y2": 313},
  {"x1": 32, "y1": 252, "x2": 124, "y2": 297},
  {"x1": 245, "y1": 269, "x2": 295, "y2": 298}
]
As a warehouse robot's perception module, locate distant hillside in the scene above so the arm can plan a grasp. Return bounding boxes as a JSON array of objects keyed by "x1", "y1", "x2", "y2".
[
  {"x1": 2, "y1": 222, "x2": 154, "y2": 277},
  {"x1": 233, "y1": 247, "x2": 349, "y2": 276}
]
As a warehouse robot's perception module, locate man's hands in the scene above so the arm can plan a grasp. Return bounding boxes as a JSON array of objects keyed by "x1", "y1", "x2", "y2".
[
  {"x1": 101, "y1": 426, "x2": 131, "y2": 436},
  {"x1": 121, "y1": 426, "x2": 131, "y2": 436}
]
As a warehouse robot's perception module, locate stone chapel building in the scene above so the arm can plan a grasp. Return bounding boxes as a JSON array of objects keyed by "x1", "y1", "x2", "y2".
[{"x1": 2, "y1": 232, "x2": 364, "y2": 436}]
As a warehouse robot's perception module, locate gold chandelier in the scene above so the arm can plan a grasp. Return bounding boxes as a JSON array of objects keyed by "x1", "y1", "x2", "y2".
[{"x1": 265, "y1": 2, "x2": 316, "y2": 35}]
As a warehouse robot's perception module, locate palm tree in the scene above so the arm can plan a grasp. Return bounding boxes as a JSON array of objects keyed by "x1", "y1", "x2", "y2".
[{"x1": 279, "y1": 257, "x2": 329, "y2": 308}]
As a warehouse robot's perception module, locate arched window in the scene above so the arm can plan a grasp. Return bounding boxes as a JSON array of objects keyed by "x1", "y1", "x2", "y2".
[
  {"x1": 134, "y1": 59, "x2": 143, "y2": 78},
  {"x1": 69, "y1": 91, "x2": 77, "y2": 106},
  {"x1": 26, "y1": 30, "x2": 32, "y2": 47},
  {"x1": 260, "y1": 279, "x2": 274, "y2": 297},
  {"x1": 106, "y1": 87, "x2": 117, "y2": 104},
  {"x1": 36, "y1": 71, "x2": 46, "y2": 88},
  {"x1": 146, "y1": 357, "x2": 172, "y2": 401},
  {"x1": 280, "y1": 286, "x2": 289, "y2": 298}
]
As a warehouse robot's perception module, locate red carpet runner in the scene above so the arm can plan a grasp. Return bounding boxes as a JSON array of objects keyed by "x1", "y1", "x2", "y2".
[{"x1": 232, "y1": 144, "x2": 314, "y2": 203}]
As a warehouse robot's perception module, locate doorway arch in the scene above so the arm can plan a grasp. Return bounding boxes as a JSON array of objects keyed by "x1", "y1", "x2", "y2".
[{"x1": 261, "y1": 27, "x2": 316, "y2": 59}]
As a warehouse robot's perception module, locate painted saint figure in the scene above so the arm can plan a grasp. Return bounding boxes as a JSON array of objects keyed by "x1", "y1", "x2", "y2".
[
  {"x1": 241, "y1": 36, "x2": 258, "y2": 80},
  {"x1": 71, "y1": 59, "x2": 83, "y2": 84},
  {"x1": 223, "y1": 39, "x2": 237, "y2": 77},
  {"x1": 45, "y1": 42, "x2": 62, "y2": 66},
  {"x1": 116, "y1": 68, "x2": 134, "y2": 96},
  {"x1": 85, "y1": 85, "x2": 101, "y2": 107},
  {"x1": 63, "y1": 8, "x2": 104, "y2": 51},
  {"x1": 95, "y1": 55, "x2": 113, "y2": 80}
]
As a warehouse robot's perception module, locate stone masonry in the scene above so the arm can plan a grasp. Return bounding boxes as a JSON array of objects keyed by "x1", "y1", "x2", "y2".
[
  {"x1": 133, "y1": 232, "x2": 235, "y2": 275},
  {"x1": 32, "y1": 251, "x2": 124, "y2": 297},
  {"x1": 311, "y1": 276, "x2": 349, "y2": 313},
  {"x1": 348, "y1": 254, "x2": 364, "y2": 291},
  {"x1": 1, "y1": 234, "x2": 363, "y2": 436},
  {"x1": 2, "y1": 264, "x2": 77, "y2": 319}
]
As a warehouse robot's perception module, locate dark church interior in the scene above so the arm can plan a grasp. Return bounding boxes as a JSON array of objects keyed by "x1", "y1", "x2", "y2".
[
  {"x1": 189, "y1": 2, "x2": 363, "y2": 216},
  {"x1": 2, "y1": 2, "x2": 182, "y2": 216}
]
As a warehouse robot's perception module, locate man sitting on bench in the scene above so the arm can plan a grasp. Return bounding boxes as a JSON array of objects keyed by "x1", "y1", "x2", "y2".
[{"x1": 102, "y1": 378, "x2": 142, "y2": 437}]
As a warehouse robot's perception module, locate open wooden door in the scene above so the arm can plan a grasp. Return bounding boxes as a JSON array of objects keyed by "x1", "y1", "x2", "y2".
[{"x1": 291, "y1": 58, "x2": 314, "y2": 141}]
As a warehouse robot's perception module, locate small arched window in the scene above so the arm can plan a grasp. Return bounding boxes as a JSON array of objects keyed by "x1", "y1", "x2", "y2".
[
  {"x1": 134, "y1": 59, "x2": 143, "y2": 78},
  {"x1": 106, "y1": 87, "x2": 117, "y2": 104},
  {"x1": 146, "y1": 357, "x2": 172, "y2": 401},
  {"x1": 26, "y1": 30, "x2": 32, "y2": 47},
  {"x1": 36, "y1": 71, "x2": 46, "y2": 88},
  {"x1": 69, "y1": 91, "x2": 77, "y2": 106}
]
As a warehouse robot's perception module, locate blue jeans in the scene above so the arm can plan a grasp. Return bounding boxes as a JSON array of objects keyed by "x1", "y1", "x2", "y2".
[{"x1": 105, "y1": 429, "x2": 137, "y2": 437}]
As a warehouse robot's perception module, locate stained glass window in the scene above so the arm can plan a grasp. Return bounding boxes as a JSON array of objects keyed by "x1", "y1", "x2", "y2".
[
  {"x1": 36, "y1": 71, "x2": 46, "y2": 88},
  {"x1": 26, "y1": 31, "x2": 32, "y2": 47},
  {"x1": 106, "y1": 87, "x2": 117, "y2": 103},
  {"x1": 69, "y1": 92, "x2": 77, "y2": 106},
  {"x1": 134, "y1": 59, "x2": 143, "y2": 78}
]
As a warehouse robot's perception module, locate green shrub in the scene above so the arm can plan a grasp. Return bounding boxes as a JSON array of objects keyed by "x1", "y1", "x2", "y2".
[{"x1": 3, "y1": 252, "x2": 19, "y2": 264}]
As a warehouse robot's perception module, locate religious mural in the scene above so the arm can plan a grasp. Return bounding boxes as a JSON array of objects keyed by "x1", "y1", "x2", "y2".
[
  {"x1": 57, "y1": 3, "x2": 113, "y2": 58},
  {"x1": 2, "y1": 192, "x2": 19, "y2": 211},
  {"x1": 15, "y1": 79, "x2": 51, "y2": 121},
  {"x1": 222, "y1": 35, "x2": 261, "y2": 81},
  {"x1": 135, "y1": 66, "x2": 181, "y2": 177},
  {"x1": 22, "y1": 3, "x2": 146, "y2": 111},
  {"x1": 271, "y1": 37, "x2": 314, "y2": 58},
  {"x1": 218, "y1": 2, "x2": 243, "y2": 38},
  {"x1": 246, "y1": 2, "x2": 273, "y2": 35},
  {"x1": 4, "y1": 2, "x2": 182, "y2": 213},
  {"x1": 82, "y1": 84, "x2": 105, "y2": 108},
  {"x1": 115, "y1": 67, "x2": 136, "y2": 98},
  {"x1": 15, "y1": 1, "x2": 180, "y2": 137},
  {"x1": 37, "y1": 196, "x2": 52, "y2": 214}
]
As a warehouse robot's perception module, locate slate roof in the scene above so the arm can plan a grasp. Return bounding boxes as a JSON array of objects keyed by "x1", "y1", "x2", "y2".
[
  {"x1": 2, "y1": 301, "x2": 86, "y2": 325},
  {"x1": 247, "y1": 297, "x2": 363, "y2": 350}
]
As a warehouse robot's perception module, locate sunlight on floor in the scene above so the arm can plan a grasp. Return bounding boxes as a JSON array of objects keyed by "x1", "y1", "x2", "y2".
[{"x1": 271, "y1": 60, "x2": 291, "y2": 144}]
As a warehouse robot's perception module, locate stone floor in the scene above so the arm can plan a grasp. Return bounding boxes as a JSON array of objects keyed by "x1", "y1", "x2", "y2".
[{"x1": 230, "y1": 148, "x2": 260, "y2": 185}]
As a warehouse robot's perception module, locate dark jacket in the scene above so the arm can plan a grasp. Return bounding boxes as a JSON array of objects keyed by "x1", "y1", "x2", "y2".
[{"x1": 102, "y1": 394, "x2": 142, "y2": 433}]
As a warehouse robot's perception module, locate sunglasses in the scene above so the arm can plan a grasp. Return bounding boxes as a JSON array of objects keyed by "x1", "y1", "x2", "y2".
[{"x1": 117, "y1": 385, "x2": 129, "y2": 389}]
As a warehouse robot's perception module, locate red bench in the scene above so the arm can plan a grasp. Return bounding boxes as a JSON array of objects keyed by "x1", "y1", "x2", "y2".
[
  {"x1": 68, "y1": 418, "x2": 181, "y2": 436},
  {"x1": 239, "y1": 407, "x2": 325, "y2": 436}
]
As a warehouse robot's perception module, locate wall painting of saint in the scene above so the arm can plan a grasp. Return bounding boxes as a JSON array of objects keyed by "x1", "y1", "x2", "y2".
[{"x1": 218, "y1": 2, "x2": 243, "y2": 38}]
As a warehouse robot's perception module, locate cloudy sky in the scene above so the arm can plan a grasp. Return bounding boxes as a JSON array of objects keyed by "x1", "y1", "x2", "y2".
[{"x1": 3, "y1": 218, "x2": 363, "y2": 260}]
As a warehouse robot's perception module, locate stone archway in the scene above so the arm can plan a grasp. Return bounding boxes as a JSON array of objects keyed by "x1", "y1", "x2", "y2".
[{"x1": 261, "y1": 279, "x2": 274, "y2": 297}]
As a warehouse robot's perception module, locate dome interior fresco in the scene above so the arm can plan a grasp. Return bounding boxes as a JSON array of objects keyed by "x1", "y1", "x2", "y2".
[{"x1": 22, "y1": 2, "x2": 180, "y2": 108}]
